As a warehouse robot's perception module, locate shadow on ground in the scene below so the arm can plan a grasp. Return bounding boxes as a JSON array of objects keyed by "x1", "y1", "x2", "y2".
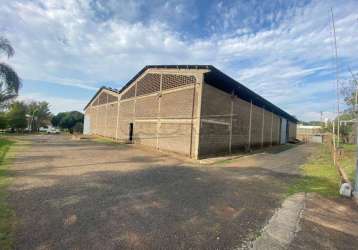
[{"x1": 8, "y1": 135, "x2": 315, "y2": 250}]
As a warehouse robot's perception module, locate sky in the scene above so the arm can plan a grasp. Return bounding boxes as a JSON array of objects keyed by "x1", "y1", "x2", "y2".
[{"x1": 0, "y1": 0, "x2": 358, "y2": 121}]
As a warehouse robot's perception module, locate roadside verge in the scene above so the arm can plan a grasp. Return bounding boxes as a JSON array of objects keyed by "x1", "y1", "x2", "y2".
[{"x1": 0, "y1": 137, "x2": 28, "y2": 249}]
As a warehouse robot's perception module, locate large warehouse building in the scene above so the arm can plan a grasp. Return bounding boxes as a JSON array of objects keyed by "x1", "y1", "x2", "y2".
[{"x1": 84, "y1": 65, "x2": 297, "y2": 159}]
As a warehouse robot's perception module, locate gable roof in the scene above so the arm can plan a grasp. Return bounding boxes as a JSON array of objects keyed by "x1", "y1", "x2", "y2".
[
  {"x1": 83, "y1": 86, "x2": 119, "y2": 110},
  {"x1": 84, "y1": 65, "x2": 298, "y2": 123}
]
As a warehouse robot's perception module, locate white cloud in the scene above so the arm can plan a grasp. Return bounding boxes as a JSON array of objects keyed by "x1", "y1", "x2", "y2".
[
  {"x1": 1, "y1": 0, "x2": 358, "y2": 120},
  {"x1": 18, "y1": 92, "x2": 87, "y2": 114}
]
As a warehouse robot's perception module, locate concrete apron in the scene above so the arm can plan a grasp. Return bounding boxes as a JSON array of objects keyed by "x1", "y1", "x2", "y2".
[{"x1": 247, "y1": 193, "x2": 306, "y2": 250}]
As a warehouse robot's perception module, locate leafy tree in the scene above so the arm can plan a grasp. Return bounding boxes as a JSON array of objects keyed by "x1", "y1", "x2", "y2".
[
  {"x1": 0, "y1": 37, "x2": 21, "y2": 107},
  {"x1": 51, "y1": 112, "x2": 66, "y2": 127},
  {"x1": 52, "y1": 111, "x2": 84, "y2": 133},
  {"x1": 0, "y1": 112, "x2": 7, "y2": 129},
  {"x1": 27, "y1": 101, "x2": 52, "y2": 131},
  {"x1": 73, "y1": 122, "x2": 83, "y2": 133},
  {"x1": 7, "y1": 101, "x2": 27, "y2": 132},
  {"x1": 325, "y1": 112, "x2": 356, "y2": 144}
]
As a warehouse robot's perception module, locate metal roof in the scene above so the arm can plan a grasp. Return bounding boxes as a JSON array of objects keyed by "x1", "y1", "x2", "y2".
[
  {"x1": 203, "y1": 66, "x2": 298, "y2": 123},
  {"x1": 84, "y1": 65, "x2": 298, "y2": 123}
]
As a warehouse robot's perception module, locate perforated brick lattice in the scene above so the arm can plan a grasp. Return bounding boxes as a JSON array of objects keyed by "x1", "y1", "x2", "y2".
[
  {"x1": 136, "y1": 73, "x2": 160, "y2": 96},
  {"x1": 92, "y1": 98, "x2": 100, "y2": 106},
  {"x1": 121, "y1": 85, "x2": 136, "y2": 100},
  {"x1": 162, "y1": 74, "x2": 196, "y2": 90},
  {"x1": 108, "y1": 93, "x2": 118, "y2": 103},
  {"x1": 99, "y1": 92, "x2": 108, "y2": 105}
]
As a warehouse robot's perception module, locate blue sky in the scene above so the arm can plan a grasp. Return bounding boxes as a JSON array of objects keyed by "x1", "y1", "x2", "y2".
[{"x1": 1, "y1": 0, "x2": 358, "y2": 121}]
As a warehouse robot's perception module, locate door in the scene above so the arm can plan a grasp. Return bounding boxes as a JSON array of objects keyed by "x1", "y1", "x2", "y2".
[{"x1": 128, "y1": 123, "x2": 134, "y2": 142}]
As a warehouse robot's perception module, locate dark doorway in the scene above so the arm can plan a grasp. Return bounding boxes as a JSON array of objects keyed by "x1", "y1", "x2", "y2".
[{"x1": 129, "y1": 123, "x2": 134, "y2": 142}]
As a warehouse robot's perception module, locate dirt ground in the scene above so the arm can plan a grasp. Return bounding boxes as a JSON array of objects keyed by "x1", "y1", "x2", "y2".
[
  {"x1": 7, "y1": 135, "x2": 314, "y2": 250},
  {"x1": 289, "y1": 193, "x2": 358, "y2": 250}
]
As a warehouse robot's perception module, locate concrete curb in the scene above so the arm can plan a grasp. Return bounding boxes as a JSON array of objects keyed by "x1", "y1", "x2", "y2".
[{"x1": 246, "y1": 193, "x2": 306, "y2": 250}]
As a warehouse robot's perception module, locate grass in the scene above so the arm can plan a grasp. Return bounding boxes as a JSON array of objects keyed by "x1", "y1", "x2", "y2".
[
  {"x1": 92, "y1": 135, "x2": 126, "y2": 146},
  {"x1": 0, "y1": 138, "x2": 16, "y2": 249},
  {"x1": 339, "y1": 144, "x2": 356, "y2": 183},
  {"x1": 288, "y1": 143, "x2": 356, "y2": 197}
]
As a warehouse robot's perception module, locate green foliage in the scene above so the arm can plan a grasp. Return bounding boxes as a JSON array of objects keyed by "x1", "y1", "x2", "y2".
[
  {"x1": 27, "y1": 101, "x2": 52, "y2": 132},
  {"x1": 6, "y1": 101, "x2": 27, "y2": 131},
  {"x1": 52, "y1": 111, "x2": 84, "y2": 133},
  {"x1": 0, "y1": 112, "x2": 7, "y2": 129},
  {"x1": 288, "y1": 143, "x2": 356, "y2": 197},
  {"x1": 0, "y1": 139, "x2": 15, "y2": 249},
  {"x1": 339, "y1": 144, "x2": 356, "y2": 183},
  {"x1": 0, "y1": 37, "x2": 21, "y2": 108},
  {"x1": 51, "y1": 112, "x2": 66, "y2": 127},
  {"x1": 341, "y1": 77, "x2": 358, "y2": 109},
  {"x1": 73, "y1": 122, "x2": 83, "y2": 133},
  {"x1": 323, "y1": 112, "x2": 356, "y2": 144}
]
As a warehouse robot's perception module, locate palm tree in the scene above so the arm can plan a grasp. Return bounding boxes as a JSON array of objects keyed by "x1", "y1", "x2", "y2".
[{"x1": 0, "y1": 37, "x2": 21, "y2": 107}]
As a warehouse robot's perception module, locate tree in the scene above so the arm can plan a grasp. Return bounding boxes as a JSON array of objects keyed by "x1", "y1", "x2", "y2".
[
  {"x1": 0, "y1": 112, "x2": 7, "y2": 129},
  {"x1": 7, "y1": 101, "x2": 27, "y2": 132},
  {"x1": 0, "y1": 37, "x2": 21, "y2": 108},
  {"x1": 27, "y1": 101, "x2": 52, "y2": 131},
  {"x1": 73, "y1": 122, "x2": 83, "y2": 133},
  {"x1": 52, "y1": 111, "x2": 84, "y2": 133},
  {"x1": 51, "y1": 112, "x2": 66, "y2": 127},
  {"x1": 341, "y1": 69, "x2": 358, "y2": 114}
]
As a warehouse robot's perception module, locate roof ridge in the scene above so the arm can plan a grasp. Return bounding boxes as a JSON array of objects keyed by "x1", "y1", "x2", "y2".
[{"x1": 83, "y1": 65, "x2": 297, "y2": 122}]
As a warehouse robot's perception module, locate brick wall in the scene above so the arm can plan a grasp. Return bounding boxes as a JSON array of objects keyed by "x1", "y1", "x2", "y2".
[
  {"x1": 272, "y1": 114, "x2": 281, "y2": 145},
  {"x1": 85, "y1": 68, "x2": 205, "y2": 158},
  {"x1": 197, "y1": 82, "x2": 295, "y2": 157},
  {"x1": 105, "y1": 102, "x2": 118, "y2": 138},
  {"x1": 231, "y1": 98, "x2": 251, "y2": 150},
  {"x1": 158, "y1": 122, "x2": 192, "y2": 155},
  {"x1": 288, "y1": 121, "x2": 297, "y2": 141},
  {"x1": 199, "y1": 84, "x2": 231, "y2": 156},
  {"x1": 85, "y1": 69, "x2": 296, "y2": 159},
  {"x1": 263, "y1": 109, "x2": 272, "y2": 146},
  {"x1": 134, "y1": 121, "x2": 157, "y2": 148},
  {"x1": 250, "y1": 104, "x2": 263, "y2": 148}
]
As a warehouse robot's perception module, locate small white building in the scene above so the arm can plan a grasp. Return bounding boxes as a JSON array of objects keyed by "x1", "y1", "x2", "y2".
[{"x1": 297, "y1": 124, "x2": 323, "y2": 143}]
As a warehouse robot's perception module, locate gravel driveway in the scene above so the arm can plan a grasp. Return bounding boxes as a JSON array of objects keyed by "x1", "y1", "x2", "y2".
[{"x1": 8, "y1": 135, "x2": 314, "y2": 250}]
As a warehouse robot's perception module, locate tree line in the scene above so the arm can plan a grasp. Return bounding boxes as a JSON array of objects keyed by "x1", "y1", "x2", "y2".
[
  {"x1": 0, "y1": 36, "x2": 84, "y2": 133},
  {"x1": 0, "y1": 101, "x2": 83, "y2": 133}
]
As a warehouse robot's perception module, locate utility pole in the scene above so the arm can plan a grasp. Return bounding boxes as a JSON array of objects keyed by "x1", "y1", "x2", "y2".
[
  {"x1": 320, "y1": 111, "x2": 323, "y2": 124},
  {"x1": 331, "y1": 8, "x2": 340, "y2": 147},
  {"x1": 333, "y1": 120, "x2": 336, "y2": 165},
  {"x1": 348, "y1": 67, "x2": 358, "y2": 114}
]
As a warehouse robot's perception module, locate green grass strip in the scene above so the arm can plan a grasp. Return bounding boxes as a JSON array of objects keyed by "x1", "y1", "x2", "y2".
[
  {"x1": 0, "y1": 138, "x2": 16, "y2": 249},
  {"x1": 288, "y1": 144, "x2": 356, "y2": 197}
]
